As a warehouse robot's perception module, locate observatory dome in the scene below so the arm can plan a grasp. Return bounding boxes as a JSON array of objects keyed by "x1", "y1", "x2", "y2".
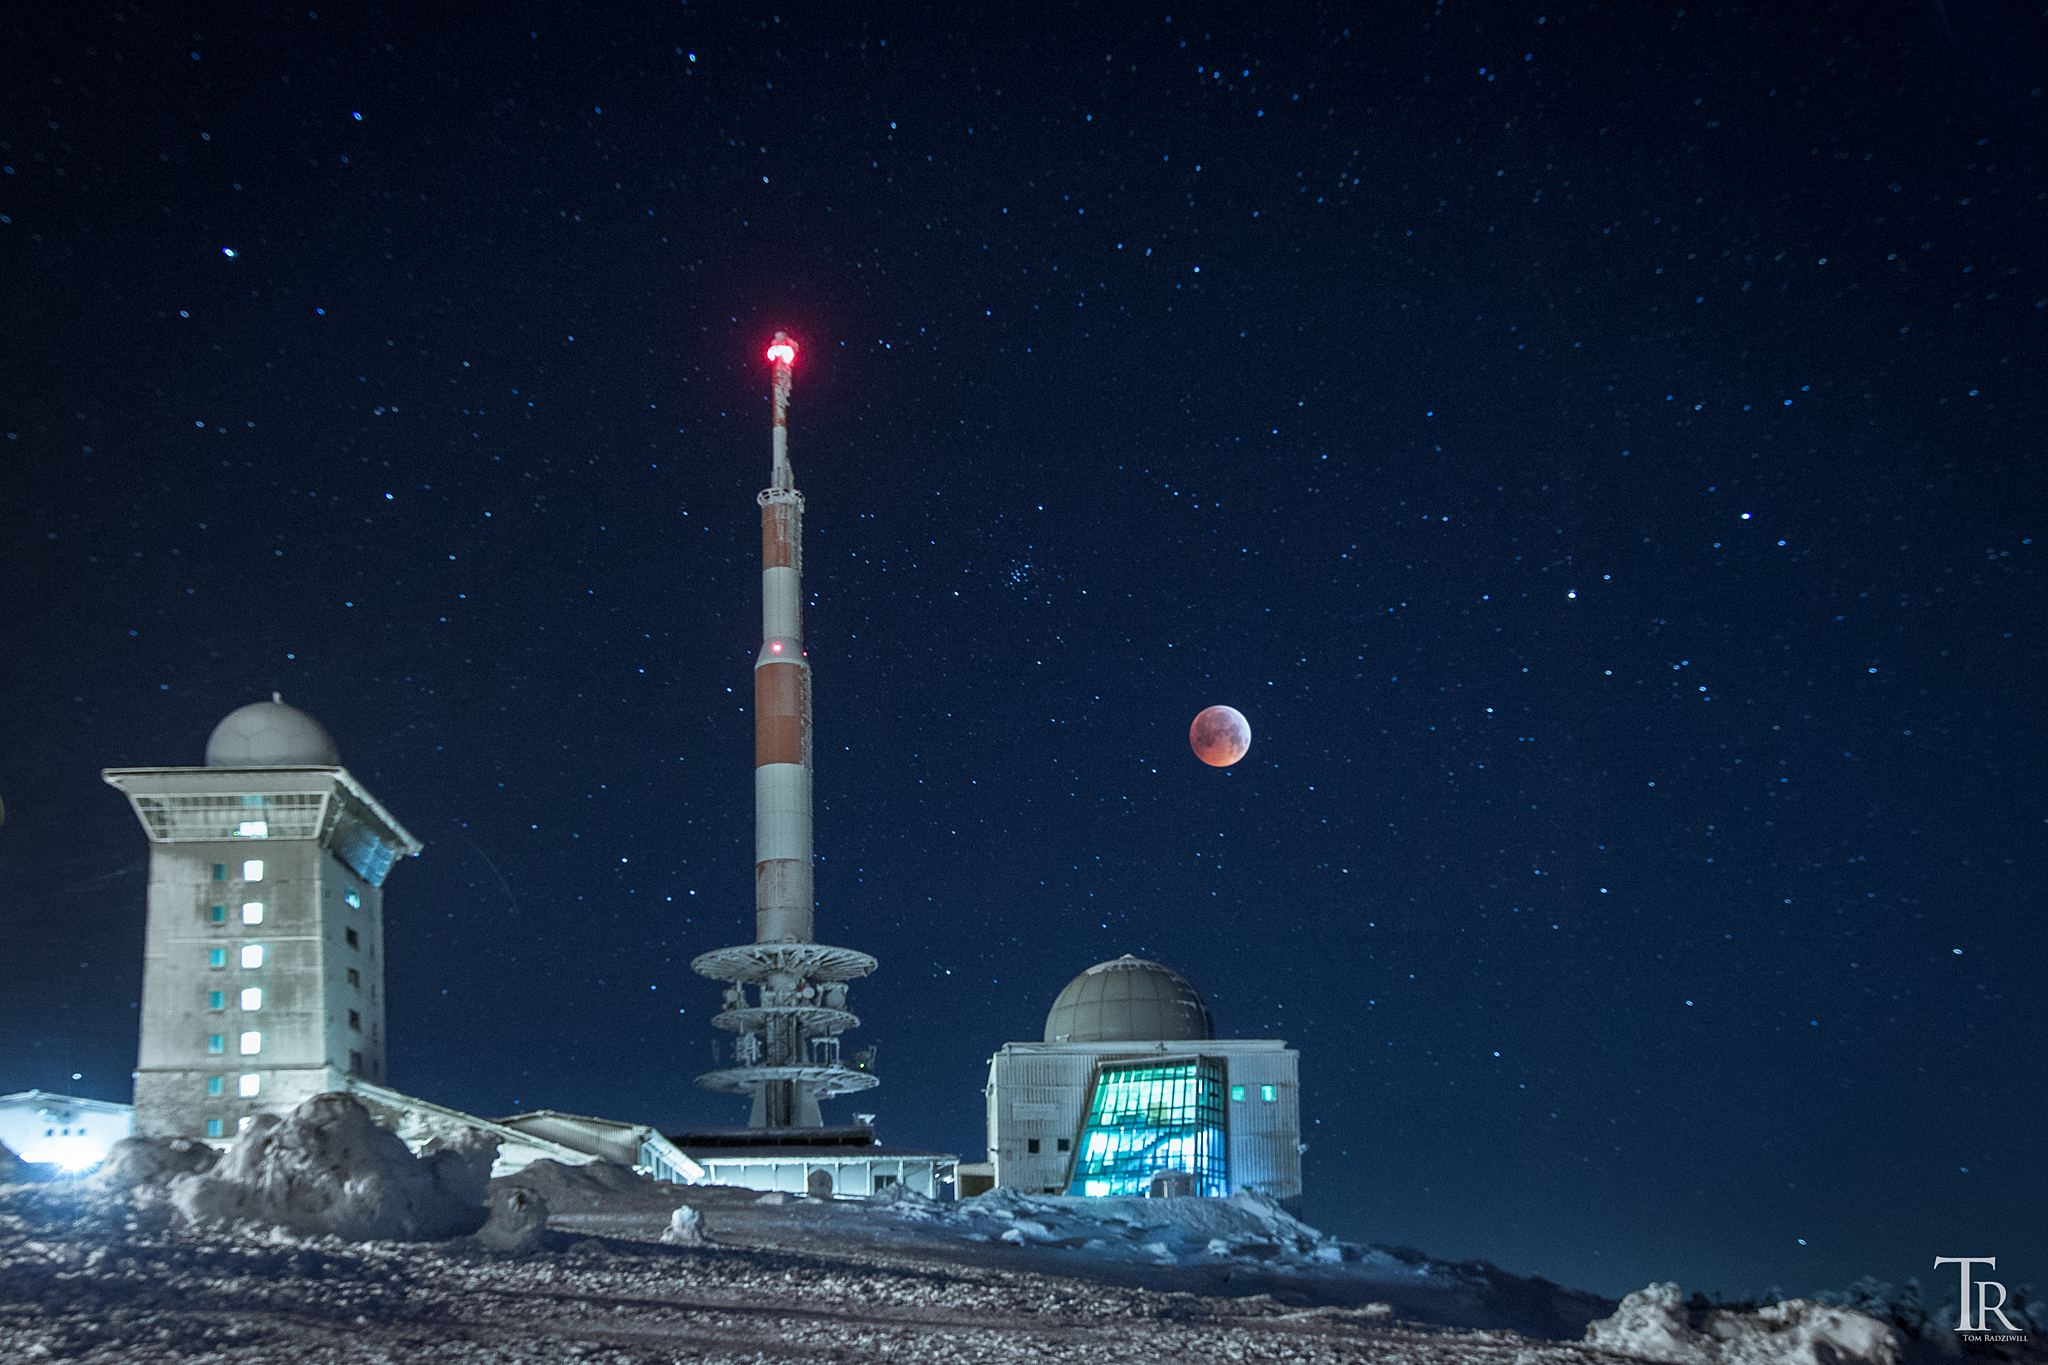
[
  {"x1": 1043, "y1": 955, "x2": 1213, "y2": 1044},
  {"x1": 204, "y1": 695, "x2": 340, "y2": 767}
]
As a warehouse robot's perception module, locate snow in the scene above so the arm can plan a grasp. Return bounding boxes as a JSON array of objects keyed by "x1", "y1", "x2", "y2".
[
  {"x1": 1585, "y1": 1282, "x2": 1901, "y2": 1365},
  {"x1": 162, "y1": 1092, "x2": 495, "y2": 1241}
]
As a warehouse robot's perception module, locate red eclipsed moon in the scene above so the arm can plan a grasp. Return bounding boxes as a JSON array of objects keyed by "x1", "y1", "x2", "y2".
[{"x1": 1190, "y1": 705, "x2": 1251, "y2": 767}]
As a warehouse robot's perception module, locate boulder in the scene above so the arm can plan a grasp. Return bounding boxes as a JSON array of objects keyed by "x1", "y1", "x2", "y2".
[
  {"x1": 91, "y1": 1135, "x2": 220, "y2": 1192},
  {"x1": 660, "y1": 1204, "x2": 707, "y2": 1246},
  {"x1": 1586, "y1": 1283, "x2": 1900, "y2": 1365},
  {"x1": 475, "y1": 1186, "x2": 549, "y2": 1255}
]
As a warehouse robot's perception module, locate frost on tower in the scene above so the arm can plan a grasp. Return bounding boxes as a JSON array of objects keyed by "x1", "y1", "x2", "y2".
[
  {"x1": 691, "y1": 333, "x2": 880, "y2": 1131},
  {"x1": 104, "y1": 697, "x2": 421, "y2": 1143}
]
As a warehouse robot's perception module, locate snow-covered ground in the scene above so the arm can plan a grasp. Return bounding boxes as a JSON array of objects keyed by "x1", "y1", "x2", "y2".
[{"x1": 0, "y1": 1096, "x2": 1955, "y2": 1365}]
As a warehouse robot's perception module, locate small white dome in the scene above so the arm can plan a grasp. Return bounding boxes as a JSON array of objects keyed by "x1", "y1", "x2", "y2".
[{"x1": 205, "y1": 695, "x2": 340, "y2": 767}]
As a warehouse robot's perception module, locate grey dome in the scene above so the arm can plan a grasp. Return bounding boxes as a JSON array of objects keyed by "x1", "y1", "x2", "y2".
[
  {"x1": 1044, "y1": 955, "x2": 1213, "y2": 1043},
  {"x1": 205, "y1": 696, "x2": 340, "y2": 767}
]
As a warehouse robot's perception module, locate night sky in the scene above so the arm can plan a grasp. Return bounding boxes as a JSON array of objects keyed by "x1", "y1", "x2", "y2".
[{"x1": 4, "y1": 1, "x2": 2043, "y2": 1305}]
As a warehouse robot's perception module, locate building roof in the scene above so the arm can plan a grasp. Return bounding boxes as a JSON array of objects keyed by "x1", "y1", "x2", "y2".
[
  {"x1": 1043, "y1": 955, "x2": 1214, "y2": 1043},
  {"x1": 0, "y1": 1090, "x2": 134, "y2": 1116}
]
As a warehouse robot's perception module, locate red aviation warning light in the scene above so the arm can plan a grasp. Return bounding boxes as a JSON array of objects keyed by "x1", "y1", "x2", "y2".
[{"x1": 766, "y1": 335, "x2": 797, "y2": 366}]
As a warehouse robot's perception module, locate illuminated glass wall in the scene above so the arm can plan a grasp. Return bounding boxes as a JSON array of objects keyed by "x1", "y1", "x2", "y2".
[{"x1": 1067, "y1": 1056, "x2": 1228, "y2": 1198}]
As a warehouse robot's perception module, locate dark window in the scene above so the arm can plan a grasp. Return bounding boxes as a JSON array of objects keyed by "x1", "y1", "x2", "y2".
[
  {"x1": 348, "y1": 1010, "x2": 361, "y2": 1032},
  {"x1": 212, "y1": 864, "x2": 227, "y2": 882},
  {"x1": 1026, "y1": 1138, "x2": 1041, "y2": 1154},
  {"x1": 1057, "y1": 1138, "x2": 1071, "y2": 1152},
  {"x1": 210, "y1": 905, "x2": 227, "y2": 924},
  {"x1": 345, "y1": 928, "x2": 359, "y2": 949},
  {"x1": 346, "y1": 968, "x2": 360, "y2": 988},
  {"x1": 348, "y1": 1050, "x2": 362, "y2": 1076}
]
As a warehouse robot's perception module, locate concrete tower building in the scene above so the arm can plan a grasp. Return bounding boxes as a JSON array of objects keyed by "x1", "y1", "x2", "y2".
[
  {"x1": 690, "y1": 333, "x2": 881, "y2": 1131},
  {"x1": 104, "y1": 697, "x2": 421, "y2": 1143}
]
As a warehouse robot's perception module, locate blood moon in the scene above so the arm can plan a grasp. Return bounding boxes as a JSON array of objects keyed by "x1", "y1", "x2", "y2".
[{"x1": 1189, "y1": 705, "x2": 1251, "y2": 767}]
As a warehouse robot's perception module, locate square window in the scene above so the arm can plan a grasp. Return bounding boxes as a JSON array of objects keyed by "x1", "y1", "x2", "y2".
[
  {"x1": 1261, "y1": 1085, "x2": 1276, "y2": 1103},
  {"x1": 208, "y1": 990, "x2": 225, "y2": 1010},
  {"x1": 1057, "y1": 1137, "x2": 1071, "y2": 1152},
  {"x1": 348, "y1": 1009, "x2": 361, "y2": 1032},
  {"x1": 206, "y1": 1118, "x2": 224, "y2": 1138},
  {"x1": 1230, "y1": 1085, "x2": 1245, "y2": 1102},
  {"x1": 242, "y1": 859, "x2": 264, "y2": 881},
  {"x1": 1026, "y1": 1138, "x2": 1041, "y2": 1154},
  {"x1": 347, "y1": 968, "x2": 360, "y2": 988},
  {"x1": 209, "y1": 948, "x2": 227, "y2": 968},
  {"x1": 241, "y1": 988, "x2": 262, "y2": 1011},
  {"x1": 345, "y1": 889, "x2": 360, "y2": 909},
  {"x1": 237, "y1": 821, "x2": 268, "y2": 838},
  {"x1": 207, "y1": 1034, "x2": 225, "y2": 1054},
  {"x1": 241, "y1": 945, "x2": 264, "y2": 969},
  {"x1": 210, "y1": 904, "x2": 227, "y2": 924},
  {"x1": 346, "y1": 928, "x2": 359, "y2": 949},
  {"x1": 206, "y1": 1076, "x2": 223, "y2": 1096},
  {"x1": 242, "y1": 902, "x2": 263, "y2": 924},
  {"x1": 238, "y1": 1074, "x2": 261, "y2": 1097},
  {"x1": 239, "y1": 1030, "x2": 261, "y2": 1055},
  {"x1": 212, "y1": 863, "x2": 227, "y2": 882}
]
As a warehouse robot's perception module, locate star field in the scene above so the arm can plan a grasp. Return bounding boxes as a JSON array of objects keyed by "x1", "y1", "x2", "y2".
[{"x1": 1, "y1": 1, "x2": 2042, "y2": 1303}]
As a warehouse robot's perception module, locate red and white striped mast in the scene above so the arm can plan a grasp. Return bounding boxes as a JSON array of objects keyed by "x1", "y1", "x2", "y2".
[{"x1": 693, "y1": 332, "x2": 878, "y2": 1130}]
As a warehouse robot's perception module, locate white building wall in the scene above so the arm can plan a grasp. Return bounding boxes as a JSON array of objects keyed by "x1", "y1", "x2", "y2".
[{"x1": 983, "y1": 1039, "x2": 1302, "y2": 1207}]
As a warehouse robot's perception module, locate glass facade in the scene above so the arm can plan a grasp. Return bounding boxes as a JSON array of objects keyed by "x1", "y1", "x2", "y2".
[{"x1": 1067, "y1": 1056, "x2": 1228, "y2": 1198}]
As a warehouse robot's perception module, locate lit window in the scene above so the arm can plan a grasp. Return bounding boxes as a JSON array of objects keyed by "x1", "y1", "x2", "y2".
[
  {"x1": 208, "y1": 991, "x2": 225, "y2": 1010},
  {"x1": 237, "y1": 821, "x2": 268, "y2": 838},
  {"x1": 348, "y1": 1009, "x2": 361, "y2": 1032},
  {"x1": 237, "y1": 1116, "x2": 253, "y2": 1133},
  {"x1": 240, "y1": 988, "x2": 262, "y2": 1011},
  {"x1": 239, "y1": 1031, "x2": 261, "y2": 1055},
  {"x1": 238, "y1": 1074, "x2": 261, "y2": 1097},
  {"x1": 1067, "y1": 1058, "x2": 1229, "y2": 1199},
  {"x1": 1230, "y1": 1085, "x2": 1245, "y2": 1102},
  {"x1": 206, "y1": 1076, "x2": 223, "y2": 1096},
  {"x1": 207, "y1": 1034, "x2": 225, "y2": 1054},
  {"x1": 243, "y1": 859, "x2": 264, "y2": 880},
  {"x1": 345, "y1": 928, "x2": 359, "y2": 949},
  {"x1": 241, "y1": 945, "x2": 264, "y2": 969},
  {"x1": 206, "y1": 1118, "x2": 224, "y2": 1137},
  {"x1": 210, "y1": 905, "x2": 227, "y2": 924},
  {"x1": 1261, "y1": 1085, "x2": 1276, "y2": 1103},
  {"x1": 209, "y1": 948, "x2": 227, "y2": 968},
  {"x1": 242, "y1": 902, "x2": 264, "y2": 924},
  {"x1": 346, "y1": 968, "x2": 360, "y2": 988},
  {"x1": 212, "y1": 864, "x2": 227, "y2": 882},
  {"x1": 345, "y1": 889, "x2": 360, "y2": 909}
]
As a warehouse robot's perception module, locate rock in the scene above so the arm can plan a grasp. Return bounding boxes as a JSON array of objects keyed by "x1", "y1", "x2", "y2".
[
  {"x1": 660, "y1": 1204, "x2": 707, "y2": 1246},
  {"x1": 167, "y1": 1092, "x2": 496, "y2": 1241},
  {"x1": 90, "y1": 1136, "x2": 220, "y2": 1192},
  {"x1": 1586, "y1": 1283, "x2": 1900, "y2": 1365},
  {"x1": 476, "y1": 1187, "x2": 549, "y2": 1255}
]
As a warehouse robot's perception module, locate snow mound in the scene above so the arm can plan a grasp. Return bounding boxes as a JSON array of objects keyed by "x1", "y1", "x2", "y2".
[
  {"x1": 491, "y1": 1158, "x2": 673, "y2": 1214},
  {"x1": 90, "y1": 1135, "x2": 220, "y2": 1192},
  {"x1": 476, "y1": 1187, "x2": 549, "y2": 1255},
  {"x1": 894, "y1": 1187, "x2": 1348, "y2": 1267},
  {"x1": 1585, "y1": 1283, "x2": 1899, "y2": 1365},
  {"x1": 661, "y1": 1205, "x2": 707, "y2": 1246},
  {"x1": 864, "y1": 1183, "x2": 941, "y2": 1218},
  {"x1": 167, "y1": 1092, "x2": 496, "y2": 1242}
]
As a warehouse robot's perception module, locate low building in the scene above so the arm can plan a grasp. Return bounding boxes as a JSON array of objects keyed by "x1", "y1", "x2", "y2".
[
  {"x1": 961, "y1": 955, "x2": 1301, "y2": 1210},
  {"x1": 670, "y1": 1123, "x2": 953, "y2": 1198},
  {"x1": 0, "y1": 1091, "x2": 134, "y2": 1172}
]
